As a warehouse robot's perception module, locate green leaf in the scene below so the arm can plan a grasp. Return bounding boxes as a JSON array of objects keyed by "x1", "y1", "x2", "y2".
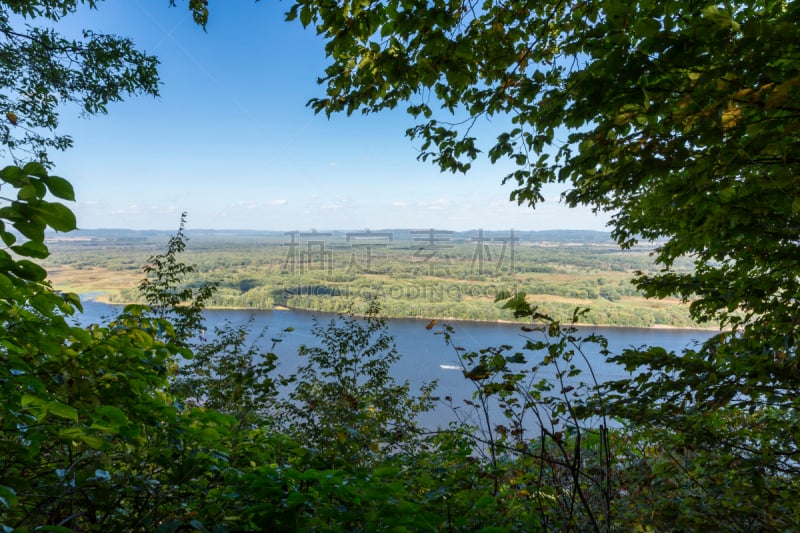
[
  {"x1": 47, "y1": 401, "x2": 79, "y2": 421},
  {"x1": 44, "y1": 175, "x2": 76, "y2": 201},
  {"x1": 22, "y1": 161, "x2": 47, "y2": 178},
  {"x1": 0, "y1": 229, "x2": 16, "y2": 246},
  {"x1": 0, "y1": 165, "x2": 24, "y2": 186},
  {"x1": 0, "y1": 484, "x2": 17, "y2": 510},
  {"x1": 81, "y1": 434, "x2": 107, "y2": 449},
  {"x1": 507, "y1": 353, "x2": 526, "y2": 364},
  {"x1": 473, "y1": 494, "x2": 495, "y2": 509},
  {"x1": 12, "y1": 220, "x2": 46, "y2": 243},
  {"x1": 372, "y1": 465, "x2": 400, "y2": 478},
  {"x1": 0, "y1": 205, "x2": 22, "y2": 221},
  {"x1": 51, "y1": 291, "x2": 82, "y2": 313},
  {"x1": 17, "y1": 184, "x2": 38, "y2": 201},
  {"x1": 92, "y1": 405, "x2": 130, "y2": 431},
  {"x1": 11, "y1": 240, "x2": 49, "y2": 259},
  {"x1": 20, "y1": 393, "x2": 42, "y2": 407},
  {"x1": 300, "y1": 5, "x2": 312, "y2": 27},
  {"x1": 13, "y1": 260, "x2": 47, "y2": 281},
  {"x1": 197, "y1": 427, "x2": 221, "y2": 441},
  {"x1": 0, "y1": 272, "x2": 12, "y2": 293},
  {"x1": 38, "y1": 202, "x2": 77, "y2": 232},
  {"x1": 636, "y1": 17, "x2": 661, "y2": 38}
]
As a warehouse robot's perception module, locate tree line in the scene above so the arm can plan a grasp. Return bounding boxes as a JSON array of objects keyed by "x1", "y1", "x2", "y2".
[{"x1": 47, "y1": 231, "x2": 698, "y2": 327}]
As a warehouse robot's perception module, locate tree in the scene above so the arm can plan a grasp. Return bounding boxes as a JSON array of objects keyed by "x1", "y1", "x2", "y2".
[
  {"x1": 0, "y1": 163, "x2": 238, "y2": 530},
  {"x1": 0, "y1": 0, "x2": 210, "y2": 164},
  {"x1": 138, "y1": 212, "x2": 217, "y2": 345},
  {"x1": 0, "y1": 3, "x2": 237, "y2": 530},
  {"x1": 283, "y1": 300, "x2": 436, "y2": 468},
  {"x1": 286, "y1": 0, "x2": 800, "y2": 526},
  {"x1": 289, "y1": 0, "x2": 798, "y2": 327}
]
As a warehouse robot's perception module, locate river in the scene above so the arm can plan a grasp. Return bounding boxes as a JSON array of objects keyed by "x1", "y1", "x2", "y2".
[{"x1": 78, "y1": 300, "x2": 715, "y2": 429}]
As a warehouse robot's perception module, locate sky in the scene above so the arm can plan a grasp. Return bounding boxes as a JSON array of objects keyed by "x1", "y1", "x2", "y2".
[{"x1": 48, "y1": 1, "x2": 610, "y2": 232}]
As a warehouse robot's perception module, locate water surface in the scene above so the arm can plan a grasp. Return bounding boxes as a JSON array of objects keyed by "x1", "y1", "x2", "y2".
[{"x1": 78, "y1": 300, "x2": 715, "y2": 429}]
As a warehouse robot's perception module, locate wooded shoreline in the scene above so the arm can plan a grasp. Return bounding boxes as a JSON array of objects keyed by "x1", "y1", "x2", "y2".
[{"x1": 44, "y1": 229, "x2": 707, "y2": 329}]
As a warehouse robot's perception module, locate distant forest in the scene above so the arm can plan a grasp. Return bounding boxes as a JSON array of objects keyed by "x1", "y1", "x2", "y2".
[{"x1": 45, "y1": 228, "x2": 700, "y2": 328}]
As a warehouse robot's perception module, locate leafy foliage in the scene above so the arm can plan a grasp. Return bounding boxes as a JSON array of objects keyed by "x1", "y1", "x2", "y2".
[
  {"x1": 0, "y1": 165, "x2": 234, "y2": 530},
  {"x1": 286, "y1": 0, "x2": 800, "y2": 526},
  {"x1": 434, "y1": 295, "x2": 617, "y2": 531},
  {"x1": 287, "y1": 0, "x2": 800, "y2": 346},
  {"x1": 289, "y1": 0, "x2": 799, "y2": 299},
  {"x1": 0, "y1": 1, "x2": 164, "y2": 163},
  {"x1": 283, "y1": 300, "x2": 436, "y2": 467},
  {"x1": 171, "y1": 317, "x2": 285, "y2": 430},
  {"x1": 138, "y1": 212, "x2": 217, "y2": 345},
  {"x1": 0, "y1": 4, "x2": 236, "y2": 530}
]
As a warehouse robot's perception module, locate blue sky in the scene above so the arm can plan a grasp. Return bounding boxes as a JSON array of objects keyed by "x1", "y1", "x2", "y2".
[{"x1": 50, "y1": 1, "x2": 609, "y2": 232}]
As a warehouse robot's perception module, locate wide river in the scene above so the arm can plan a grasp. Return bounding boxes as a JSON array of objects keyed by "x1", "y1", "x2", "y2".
[{"x1": 79, "y1": 300, "x2": 715, "y2": 429}]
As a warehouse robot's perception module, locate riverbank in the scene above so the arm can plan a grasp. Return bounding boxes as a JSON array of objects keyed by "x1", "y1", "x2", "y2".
[{"x1": 83, "y1": 290, "x2": 716, "y2": 332}]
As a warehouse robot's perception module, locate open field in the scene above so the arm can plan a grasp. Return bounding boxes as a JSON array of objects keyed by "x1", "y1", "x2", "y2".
[
  {"x1": 43, "y1": 229, "x2": 704, "y2": 328},
  {"x1": 47, "y1": 266, "x2": 142, "y2": 295}
]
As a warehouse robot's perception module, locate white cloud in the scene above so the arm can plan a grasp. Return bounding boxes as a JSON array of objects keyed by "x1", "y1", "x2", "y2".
[
  {"x1": 109, "y1": 203, "x2": 138, "y2": 215},
  {"x1": 417, "y1": 198, "x2": 450, "y2": 210},
  {"x1": 108, "y1": 203, "x2": 180, "y2": 216}
]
